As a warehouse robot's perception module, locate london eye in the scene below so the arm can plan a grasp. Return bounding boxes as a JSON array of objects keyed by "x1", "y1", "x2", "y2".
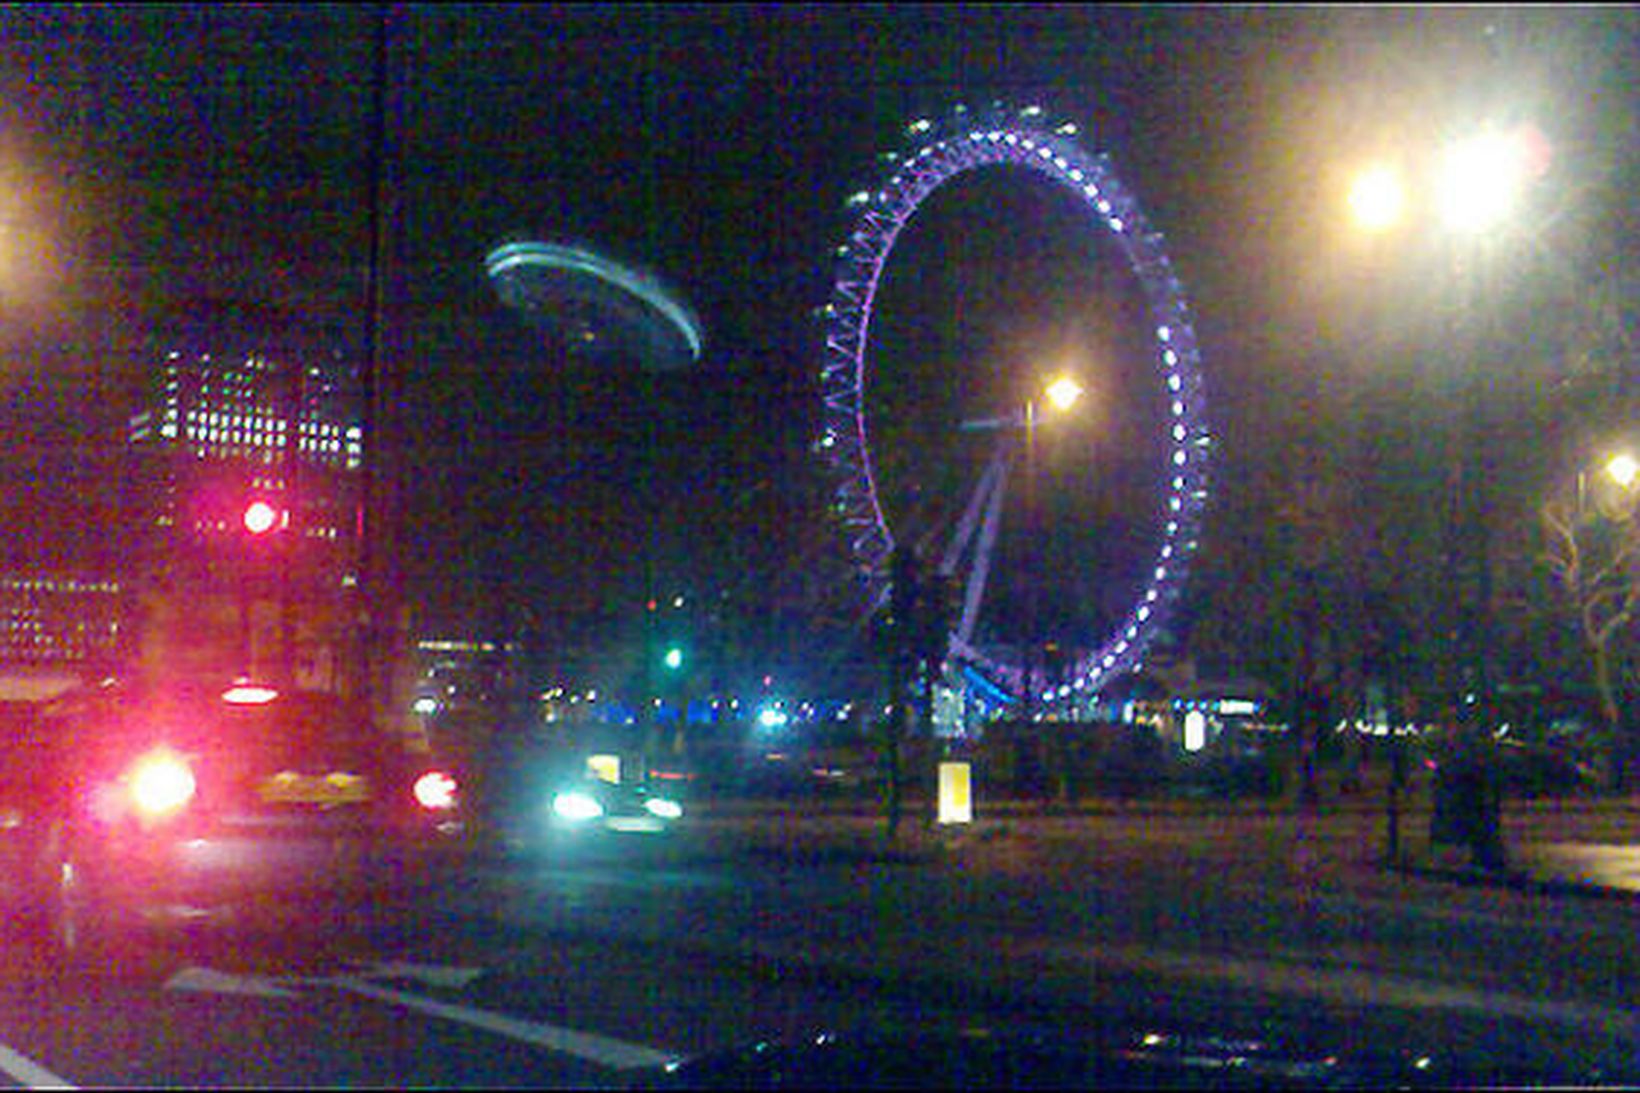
[{"x1": 817, "y1": 104, "x2": 1211, "y2": 714}]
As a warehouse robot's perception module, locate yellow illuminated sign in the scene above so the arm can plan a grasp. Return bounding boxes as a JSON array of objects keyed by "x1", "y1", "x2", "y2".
[
  {"x1": 937, "y1": 761, "x2": 972, "y2": 825},
  {"x1": 587, "y1": 754, "x2": 621, "y2": 784}
]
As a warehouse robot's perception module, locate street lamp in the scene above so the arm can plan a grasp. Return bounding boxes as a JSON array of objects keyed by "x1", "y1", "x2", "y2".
[
  {"x1": 950, "y1": 373, "x2": 1085, "y2": 733},
  {"x1": 1346, "y1": 163, "x2": 1408, "y2": 237},
  {"x1": 1604, "y1": 452, "x2": 1638, "y2": 492},
  {"x1": 1346, "y1": 123, "x2": 1543, "y2": 869},
  {"x1": 1022, "y1": 374, "x2": 1083, "y2": 720},
  {"x1": 1577, "y1": 450, "x2": 1640, "y2": 517},
  {"x1": 1562, "y1": 447, "x2": 1640, "y2": 790}
]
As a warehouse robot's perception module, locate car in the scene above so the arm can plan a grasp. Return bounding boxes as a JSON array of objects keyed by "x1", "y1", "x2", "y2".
[
  {"x1": 542, "y1": 775, "x2": 686, "y2": 839},
  {"x1": 1493, "y1": 739, "x2": 1599, "y2": 798},
  {"x1": 0, "y1": 677, "x2": 465, "y2": 957},
  {"x1": 626, "y1": 1025, "x2": 1553, "y2": 1090},
  {"x1": 1423, "y1": 736, "x2": 1597, "y2": 800}
]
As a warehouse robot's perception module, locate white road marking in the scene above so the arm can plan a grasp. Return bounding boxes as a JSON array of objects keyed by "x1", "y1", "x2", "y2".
[
  {"x1": 164, "y1": 966, "x2": 298, "y2": 999},
  {"x1": 326, "y1": 975, "x2": 677, "y2": 1070},
  {"x1": 0, "y1": 1043, "x2": 75, "y2": 1090}
]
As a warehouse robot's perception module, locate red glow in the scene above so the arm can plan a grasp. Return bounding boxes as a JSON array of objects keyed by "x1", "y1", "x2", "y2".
[
  {"x1": 243, "y1": 499, "x2": 283, "y2": 535},
  {"x1": 1517, "y1": 122, "x2": 1552, "y2": 180}
]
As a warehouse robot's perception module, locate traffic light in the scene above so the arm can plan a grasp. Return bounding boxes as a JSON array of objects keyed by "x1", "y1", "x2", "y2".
[
  {"x1": 242, "y1": 498, "x2": 287, "y2": 537},
  {"x1": 662, "y1": 645, "x2": 684, "y2": 671}
]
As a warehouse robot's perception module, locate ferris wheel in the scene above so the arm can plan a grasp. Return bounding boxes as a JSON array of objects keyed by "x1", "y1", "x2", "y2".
[{"x1": 817, "y1": 103, "x2": 1211, "y2": 710}]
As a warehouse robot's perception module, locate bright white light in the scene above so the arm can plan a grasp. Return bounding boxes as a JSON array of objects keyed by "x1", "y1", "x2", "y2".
[
  {"x1": 553, "y1": 790, "x2": 604, "y2": 822},
  {"x1": 414, "y1": 770, "x2": 459, "y2": 810},
  {"x1": 242, "y1": 500, "x2": 281, "y2": 535},
  {"x1": 1436, "y1": 130, "x2": 1532, "y2": 235},
  {"x1": 644, "y1": 797, "x2": 683, "y2": 820},
  {"x1": 129, "y1": 749, "x2": 196, "y2": 817},
  {"x1": 1605, "y1": 452, "x2": 1639, "y2": 490},
  {"x1": 1044, "y1": 375, "x2": 1084, "y2": 413},
  {"x1": 1183, "y1": 710, "x2": 1208, "y2": 753},
  {"x1": 222, "y1": 680, "x2": 279, "y2": 705}
]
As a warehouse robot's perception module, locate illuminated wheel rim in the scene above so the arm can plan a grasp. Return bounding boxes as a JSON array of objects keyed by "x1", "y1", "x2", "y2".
[{"x1": 818, "y1": 105, "x2": 1211, "y2": 702}]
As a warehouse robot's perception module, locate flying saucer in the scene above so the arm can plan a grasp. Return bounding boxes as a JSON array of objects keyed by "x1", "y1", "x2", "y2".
[{"x1": 485, "y1": 241, "x2": 703, "y2": 371}]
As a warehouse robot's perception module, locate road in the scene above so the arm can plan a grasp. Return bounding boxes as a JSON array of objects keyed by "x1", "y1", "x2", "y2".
[{"x1": 0, "y1": 804, "x2": 1636, "y2": 1087}]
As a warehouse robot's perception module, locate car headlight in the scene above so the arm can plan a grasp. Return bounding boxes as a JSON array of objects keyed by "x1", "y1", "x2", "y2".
[
  {"x1": 644, "y1": 796, "x2": 683, "y2": 820},
  {"x1": 128, "y1": 748, "x2": 197, "y2": 819},
  {"x1": 552, "y1": 790, "x2": 604, "y2": 822}
]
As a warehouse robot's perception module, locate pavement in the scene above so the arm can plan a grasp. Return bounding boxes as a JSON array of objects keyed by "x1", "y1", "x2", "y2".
[
  {"x1": 689, "y1": 788, "x2": 1640, "y2": 903},
  {"x1": 1412, "y1": 830, "x2": 1640, "y2": 901}
]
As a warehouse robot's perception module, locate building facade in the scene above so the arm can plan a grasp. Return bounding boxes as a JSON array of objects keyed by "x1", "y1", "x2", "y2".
[{"x1": 124, "y1": 300, "x2": 364, "y2": 691}]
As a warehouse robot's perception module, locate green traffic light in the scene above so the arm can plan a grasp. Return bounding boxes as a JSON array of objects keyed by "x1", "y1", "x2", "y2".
[{"x1": 663, "y1": 646, "x2": 684, "y2": 670}]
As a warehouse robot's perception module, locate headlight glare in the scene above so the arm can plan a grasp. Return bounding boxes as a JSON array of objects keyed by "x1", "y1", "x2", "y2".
[
  {"x1": 644, "y1": 797, "x2": 683, "y2": 820},
  {"x1": 128, "y1": 748, "x2": 197, "y2": 818},
  {"x1": 553, "y1": 790, "x2": 604, "y2": 822}
]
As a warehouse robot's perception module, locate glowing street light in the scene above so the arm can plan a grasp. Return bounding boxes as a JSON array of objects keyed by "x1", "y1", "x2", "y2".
[
  {"x1": 1604, "y1": 452, "x2": 1638, "y2": 491},
  {"x1": 1347, "y1": 125, "x2": 1549, "y2": 241},
  {"x1": 1023, "y1": 374, "x2": 1085, "y2": 719},
  {"x1": 1435, "y1": 126, "x2": 1545, "y2": 236},
  {"x1": 1043, "y1": 374, "x2": 1085, "y2": 414},
  {"x1": 1346, "y1": 162, "x2": 1408, "y2": 235},
  {"x1": 1581, "y1": 450, "x2": 1640, "y2": 523},
  {"x1": 1343, "y1": 121, "x2": 1550, "y2": 871}
]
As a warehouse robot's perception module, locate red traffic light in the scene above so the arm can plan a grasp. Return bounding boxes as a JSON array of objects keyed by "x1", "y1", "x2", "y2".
[{"x1": 242, "y1": 499, "x2": 286, "y2": 535}]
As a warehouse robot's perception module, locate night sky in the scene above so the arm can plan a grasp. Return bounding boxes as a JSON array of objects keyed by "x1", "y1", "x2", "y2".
[{"x1": 0, "y1": 6, "x2": 1635, "y2": 686}]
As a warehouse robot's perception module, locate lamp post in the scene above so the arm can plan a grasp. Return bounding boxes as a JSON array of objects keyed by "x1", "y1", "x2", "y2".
[
  {"x1": 1021, "y1": 375, "x2": 1084, "y2": 724},
  {"x1": 1574, "y1": 448, "x2": 1640, "y2": 788},
  {"x1": 1346, "y1": 122, "x2": 1543, "y2": 869}
]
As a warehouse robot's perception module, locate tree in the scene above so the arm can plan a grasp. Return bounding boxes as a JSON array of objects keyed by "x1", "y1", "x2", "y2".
[
  {"x1": 1540, "y1": 476, "x2": 1640, "y2": 788},
  {"x1": 1531, "y1": 263, "x2": 1640, "y2": 787}
]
